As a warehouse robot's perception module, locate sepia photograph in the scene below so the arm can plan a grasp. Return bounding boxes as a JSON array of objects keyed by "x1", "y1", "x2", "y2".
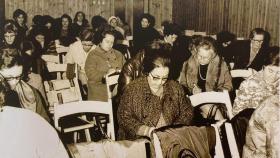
[{"x1": 0, "y1": 0, "x2": 279, "y2": 157}]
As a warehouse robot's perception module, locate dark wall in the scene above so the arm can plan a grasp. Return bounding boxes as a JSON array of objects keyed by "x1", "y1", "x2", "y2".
[{"x1": 0, "y1": 0, "x2": 5, "y2": 36}]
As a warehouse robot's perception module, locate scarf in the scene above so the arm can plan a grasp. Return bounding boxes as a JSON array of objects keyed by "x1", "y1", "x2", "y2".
[{"x1": 14, "y1": 80, "x2": 36, "y2": 112}]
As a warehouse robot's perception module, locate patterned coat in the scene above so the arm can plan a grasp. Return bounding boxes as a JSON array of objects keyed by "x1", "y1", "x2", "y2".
[
  {"x1": 232, "y1": 71, "x2": 279, "y2": 116},
  {"x1": 243, "y1": 94, "x2": 280, "y2": 158},
  {"x1": 179, "y1": 54, "x2": 232, "y2": 95},
  {"x1": 118, "y1": 77, "x2": 194, "y2": 140}
]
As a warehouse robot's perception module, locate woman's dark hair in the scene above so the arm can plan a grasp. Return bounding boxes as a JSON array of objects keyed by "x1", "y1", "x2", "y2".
[
  {"x1": 94, "y1": 24, "x2": 115, "y2": 44},
  {"x1": 163, "y1": 23, "x2": 182, "y2": 36},
  {"x1": 91, "y1": 15, "x2": 107, "y2": 31},
  {"x1": 28, "y1": 26, "x2": 47, "y2": 39},
  {"x1": 20, "y1": 41, "x2": 34, "y2": 54},
  {"x1": 60, "y1": 14, "x2": 72, "y2": 26},
  {"x1": 13, "y1": 9, "x2": 27, "y2": 23},
  {"x1": 79, "y1": 28, "x2": 94, "y2": 41},
  {"x1": 140, "y1": 13, "x2": 156, "y2": 28},
  {"x1": 32, "y1": 15, "x2": 43, "y2": 26},
  {"x1": 0, "y1": 48, "x2": 23, "y2": 69},
  {"x1": 265, "y1": 46, "x2": 279, "y2": 66},
  {"x1": 41, "y1": 15, "x2": 54, "y2": 27},
  {"x1": 143, "y1": 41, "x2": 172, "y2": 74},
  {"x1": 217, "y1": 31, "x2": 236, "y2": 43},
  {"x1": 74, "y1": 11, "x2": 88, "y2": 25}
]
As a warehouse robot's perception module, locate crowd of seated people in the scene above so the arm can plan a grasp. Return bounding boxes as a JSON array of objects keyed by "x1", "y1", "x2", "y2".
[{"x1": 0, "y1": 8, "x2": 279, "y2": 157}]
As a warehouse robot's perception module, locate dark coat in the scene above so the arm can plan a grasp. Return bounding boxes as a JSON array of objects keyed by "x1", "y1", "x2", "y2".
[
  {"x1": 232, "y1": 40, "x2": 269, "y2": 71},
  {"x1": 133, "y1": 27, "x2": 160, "y2": 51},
  {"x1": 118, "y1": 77, "x2": 194, "y2": 140},
  {"x1": 117, "y1": 51, "x2": 145, "y2": 96}
]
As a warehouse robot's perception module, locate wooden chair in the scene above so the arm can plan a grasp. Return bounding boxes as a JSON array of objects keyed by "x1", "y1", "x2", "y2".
[
  {"x1": 105, "y1": 71, "x2": 120, "y2": 103},
  {"x1": 53, "y1": 101, "x2": 115, "y2": 143},
  {"x1": 189, "y1": 90, "x2": 240, "y2": 158},
  {"x1": 189, "y1": 90, "x2": 233, "y2": 119},
  {"x1": 230, "y1": 69, "x2": 253, "y2": 78}
]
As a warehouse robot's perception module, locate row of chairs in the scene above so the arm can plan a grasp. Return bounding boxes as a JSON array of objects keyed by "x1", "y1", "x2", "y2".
[{"x1": 42, "y1": 51, "x2": 249, "y2": 157}]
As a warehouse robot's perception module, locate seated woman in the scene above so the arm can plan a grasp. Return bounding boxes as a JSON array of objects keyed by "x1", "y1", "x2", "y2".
[
  {"x1": 85, "y1": 25, "x2": 125, "y2": 101},
  {"x1": 0, "y1": 20, "x2": 20, "y2": 49},
  {"x1": 117, "y1": 48, "x2": 194, "y2": 140},
  {"x1": 65, "y1": 28, "x2": 96, "y2": 100},
  {"x1": 0, "y1": 75, "x2": 69, "y2": 158},
  {"x1": 117, "y1": 40, "x2": 170, "y2": 97},
  {"x1": 13, "y1": 9, "x2": 28, "y2": 43},
  {"x1": 0, "y1": 48, "x2": 50, "y2": 122},
  {"x1": 72, "y1": 11, "x2": 89, "y2": 37},
  {"x1": 243, "y1": 93, "x2": 280, "y2": 158},
  {"x1": 179, "y1": 37, "x2": 232, "y2": 122},
  {"x1": 53, "y1": 14, "x2": 76, "y2": 47},
  {"x1": 232, "y1": 46, "x2": 279, "y2": 116}
]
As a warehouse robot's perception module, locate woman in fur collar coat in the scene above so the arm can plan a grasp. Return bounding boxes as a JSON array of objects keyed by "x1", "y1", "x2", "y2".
[{"x1": 179, "y1": 37, "x2": 232, "y2": 121}]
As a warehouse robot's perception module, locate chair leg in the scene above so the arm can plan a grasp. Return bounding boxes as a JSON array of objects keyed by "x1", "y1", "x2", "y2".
[
  {"x1": 73, "y1": 132, "x2": 78, "y2": 143},
  {"x1": 85, "y1": 129, "x2": 91, "y2": 142}
]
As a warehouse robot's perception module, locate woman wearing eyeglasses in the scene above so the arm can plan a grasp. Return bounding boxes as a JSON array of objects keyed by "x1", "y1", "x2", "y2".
[
  {"x1": 179, "y1": 37, "x2": 232, "y2": 122},
  {"x1": 0, "y1": 48, "x2": 50, "y2": 122},
  {"x1": 117, "y1": 48, "x2": 193, "y2": 140}
]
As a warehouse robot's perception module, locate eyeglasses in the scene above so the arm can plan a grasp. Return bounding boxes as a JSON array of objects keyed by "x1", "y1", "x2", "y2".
[
  {"x1": 150, "y1": 73, "x2": 168, "y2": 83},
  {"x1": 1, "y1": 74, "x2": 22, "y2": 81},
  {"x1": 251, "y1": 39, "x2": 263, "y2": 44},
  {"x1": 82, "y1": 42, "x2": 94, "y2": 47}
]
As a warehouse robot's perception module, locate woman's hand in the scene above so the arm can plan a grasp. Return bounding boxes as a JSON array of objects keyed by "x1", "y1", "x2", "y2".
[{"x1": 192, "y1": 84, "x2": 202, "y2": 94}]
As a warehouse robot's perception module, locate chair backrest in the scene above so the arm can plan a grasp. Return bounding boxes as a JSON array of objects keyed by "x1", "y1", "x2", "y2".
[
  {"x1": 54, "y1": 101, "x2": 115, "y2": 140},
  {"x1": 189, "y1": 90, "x2": 233, "y2": 120},
  {"x1": 230, "y1": 69, "x2": 252, "y2": 78},
  {"x1": 153, "y1": 133, "x2": 164, "y2": 158},
  {"x1": 105, "y1": 71, "x2": 120, "y2": 102}
]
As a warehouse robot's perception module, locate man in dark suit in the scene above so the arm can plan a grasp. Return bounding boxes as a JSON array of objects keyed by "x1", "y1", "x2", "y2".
[{"x1": 232, "y1": 28, "x2": 270, "y2": 71}]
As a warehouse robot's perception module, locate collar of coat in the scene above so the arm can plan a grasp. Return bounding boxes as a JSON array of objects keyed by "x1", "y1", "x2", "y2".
[
  {"x1": 93, "y1": 46, "x2": 117, "y2": 61},
  {"x1": 186, "y1": 54, "x2": 221, "y2": 91}
]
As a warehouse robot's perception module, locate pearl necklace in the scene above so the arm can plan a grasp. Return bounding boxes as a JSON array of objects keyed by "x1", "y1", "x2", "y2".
[{"x1": 198, "y1": 65, "x2": 207, "y2": 80}]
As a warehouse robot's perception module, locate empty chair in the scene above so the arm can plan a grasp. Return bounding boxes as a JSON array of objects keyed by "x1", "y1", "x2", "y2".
[
  {"x1": 189, "y1": 90, "x2": 240, "y2": 157},
  {"x1": 189, "y1": 90, "x2": 233, "y2": 119},
  {"x1": 230, "y1": 69, "x2": 254, "y2": 78}
]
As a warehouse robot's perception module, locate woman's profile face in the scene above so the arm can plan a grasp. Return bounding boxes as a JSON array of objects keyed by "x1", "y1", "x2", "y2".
[
  {"x1": 263, "y1": 65, "x2": 279, "y2": 84},
  {"x1": 147, "y1": 63, "x2": 169, "y2": 93},
  {"x1": 196, "y1": 47, "x2": 213, "y2": 65},
  {"x1": 0, "y1": 65, "x2": 23, "y2": 90},
  {"x1": 100, "y1": 34, "x2": 114, "y2": 52},
  {"x1": 4, "y1": 32, "x2": 16, "y2": 45}
]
